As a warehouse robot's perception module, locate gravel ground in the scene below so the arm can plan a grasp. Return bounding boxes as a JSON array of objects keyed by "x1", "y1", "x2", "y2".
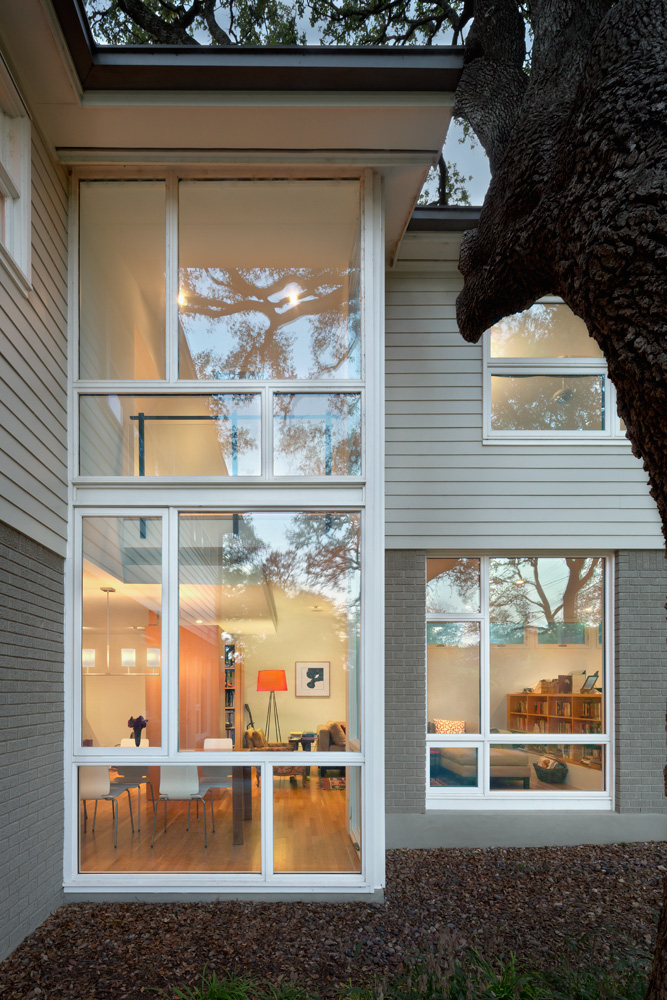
[{"x1": 1, "y1": 843, "x2": 666, "y2": 1000}]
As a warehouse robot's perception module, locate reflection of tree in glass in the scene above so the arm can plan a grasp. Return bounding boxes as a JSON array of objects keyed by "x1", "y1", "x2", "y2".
[
  {"x1": 284, "y1": 513, "x2": 361, "y2": 608},
  {"x1": 273, "y1": 394, "x2": 361, "y2": 476},
  {"x1": 179, "y1": 266, "x2": 360, "y2": 379},
  {"x1": 490, "y1": 303, "x2": 596, "y2": 359},
  {"x1": 490, "y1": 557, "x2": 603, "y2": 627},
  {"x1": 426, "y1": 558, "x2": 480, "y2": 614},
  {"x1": 491, "y1": 374, "x2": 604, "y2": 431},
  {"x1": 427, "y1": 621, "x2": 479, "y2": 648},
  {"x1": 491, "y1": 304, "x2": 557, "y2": 357},
  {"x1": 207, "y1": 393, "x2": 259, "y2": 465}
]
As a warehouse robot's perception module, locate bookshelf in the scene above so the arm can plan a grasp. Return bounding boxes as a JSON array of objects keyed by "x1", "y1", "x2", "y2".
[
  {"x1": 222, "y1": 641, "x2": 244, "y2": 749},
  {"x1": 507, "y1": 691, "x2": 603, "y2": 737}
]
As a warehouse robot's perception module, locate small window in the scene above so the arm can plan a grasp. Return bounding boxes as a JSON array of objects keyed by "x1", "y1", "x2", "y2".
[
  {"x1": 485, "y1": 300, "x2": 627, "y2": 442},
  {"x1": 0, "y1": 58, "x2": 31, "y2": 290}
]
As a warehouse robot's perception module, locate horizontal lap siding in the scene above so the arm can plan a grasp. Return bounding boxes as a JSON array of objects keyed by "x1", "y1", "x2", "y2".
[
  {"x1": 0, "y1": 131, "x2": 68, "y2": 556},
  {"x1": 384, "y1": 260, "x2": 662, "y2": 550}
]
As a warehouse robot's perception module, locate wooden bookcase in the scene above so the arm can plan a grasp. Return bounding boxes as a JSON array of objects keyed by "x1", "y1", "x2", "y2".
[
  {"x1": 222, "y1": 641, "x2": 244, "y2": 749},
  {"x1": 507, "y1": 691, "x2": 603, "y2": 737}
]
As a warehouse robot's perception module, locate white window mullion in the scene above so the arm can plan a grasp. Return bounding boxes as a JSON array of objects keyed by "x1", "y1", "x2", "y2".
[
  {"x1": 165, "y1": 172, "x2": 179, "y2": 383},
  {"x1": 166, "y1": 507, "x2": 180, "y2": 756},
  {"x1": 480, "y1": 556, "x2": 490, "y2": 743},
  {"x1": 262, "y1": 762, "x2": 273, "y2": 881}
]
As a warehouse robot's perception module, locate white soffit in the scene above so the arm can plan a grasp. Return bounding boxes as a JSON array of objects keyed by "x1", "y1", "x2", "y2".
[{"x1": 0, "y1": 0, "x2": 458, "y2": 258}]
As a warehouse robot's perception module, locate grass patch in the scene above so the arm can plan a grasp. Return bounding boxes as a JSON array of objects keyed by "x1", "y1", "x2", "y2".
[{"x1": 166, "y1": 944, "x2": 650, "y2": 1000}]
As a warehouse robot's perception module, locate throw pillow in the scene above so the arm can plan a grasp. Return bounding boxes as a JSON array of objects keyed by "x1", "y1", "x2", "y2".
[
  {"x1": 329, "y1": 721, "x2": 347, "y2": 746},
  {"x1": 251, "y1": 728, "x2": 266, "y2": 748},
  {"x1": 433, "y1": 718, "x2": 465, "y2": 734}
]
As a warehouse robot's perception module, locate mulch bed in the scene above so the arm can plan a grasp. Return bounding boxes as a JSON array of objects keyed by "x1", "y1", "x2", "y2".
[{"x1": 1, "y1": 843, "x2": 666, "y2": 999}]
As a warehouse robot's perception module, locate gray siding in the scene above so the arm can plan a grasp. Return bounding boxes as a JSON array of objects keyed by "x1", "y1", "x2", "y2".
[
  {"x1": 0, "y1": 521, "x2": 64, "y2": 961},
  {"x1": 385, "y1": 249, "x2": 662, "y2": 551},
  {"x1": 385, "y1": 549, "x2": 426, "y2": 813},
  {"x1": 615, "y1": 550, "x2": 667, "y2": 813},
  {"x1": 0, "y1": 128, "x2": 68, "y2": 557}
]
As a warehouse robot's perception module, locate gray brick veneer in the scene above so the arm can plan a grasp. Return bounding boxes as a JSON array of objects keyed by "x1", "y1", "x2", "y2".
[
  {"x1": 615, "y1": 550, "x2": 667, "y2": 813},
  {"x1": 385, "y1": 549, "x2": 426, "y2": 813},
  {"x1": 0, "y1": 522, "x2": 64, "y2": 960}
]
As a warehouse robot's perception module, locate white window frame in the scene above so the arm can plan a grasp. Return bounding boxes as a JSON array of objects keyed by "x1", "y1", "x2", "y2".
[
  {"x1": 65, "y1": 167, "x2": 385, "y2": 896},
  {"x1": 483, "y1": 297, "x2": 628, "y2": 445},
  {"x1": 0, "y1": 53, "x2": 31, "y2": 292},
  {"x1": 425, "y1": 554, "x2": 614, "y2": 810}
]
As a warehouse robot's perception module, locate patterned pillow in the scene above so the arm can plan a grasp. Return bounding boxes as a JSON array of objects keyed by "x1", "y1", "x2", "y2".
[{"x1": 433, "y1": 719, "x2": 465, "y2": 734}]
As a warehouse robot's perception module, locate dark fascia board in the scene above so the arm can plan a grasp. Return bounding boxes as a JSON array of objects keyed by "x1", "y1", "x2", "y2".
[
  {"x1": 408, "y1": 206, "x2": 482, "y2": 231},
  {"x1": 51, "y1": 0, "x2": 464, "y2": 93}
]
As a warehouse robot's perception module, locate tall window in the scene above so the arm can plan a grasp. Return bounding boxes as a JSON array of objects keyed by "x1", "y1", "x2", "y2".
[
  {"x1": 72, "y1": 174, "x2": 379, "y2": 886},
  {"x1": 426, "y1": 556, "x2": 610, "y2": 803},
  {"x1": 485, "y1": 300, "x2": 627, "y2": 441}
]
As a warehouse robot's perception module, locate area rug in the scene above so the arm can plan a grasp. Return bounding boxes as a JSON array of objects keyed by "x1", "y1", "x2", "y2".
[{"x1": 320, "y1": 777, "x2": 346, "y2": 790}]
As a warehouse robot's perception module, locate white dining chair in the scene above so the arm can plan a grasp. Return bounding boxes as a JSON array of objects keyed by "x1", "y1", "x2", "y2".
[
  {"x1": 79, "y1": 765, "x2": 134, "y2": 848},
  {"x1": 198, "y1": 738, "x2": 233, "y2": 833},
  {"x1": 151, "y1": 766, "x2": 211, "y2": 848},
  {"x1": 111, "y1": 738, "x2": 155, "y2": 830}
]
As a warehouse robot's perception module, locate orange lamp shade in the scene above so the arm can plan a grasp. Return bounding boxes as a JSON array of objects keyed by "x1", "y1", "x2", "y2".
[{"x1": 256, "y1": 669, "x2": 288, "y2": 692}]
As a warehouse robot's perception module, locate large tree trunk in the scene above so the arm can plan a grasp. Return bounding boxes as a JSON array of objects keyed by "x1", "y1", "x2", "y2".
[{"x1": 453, "y1": 3, "x2": 667, "y2": 996}]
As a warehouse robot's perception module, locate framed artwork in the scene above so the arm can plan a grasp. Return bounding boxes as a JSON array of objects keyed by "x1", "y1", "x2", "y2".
[{"x1": 295, "y1": 661, "x2": 330, "y2": 697}]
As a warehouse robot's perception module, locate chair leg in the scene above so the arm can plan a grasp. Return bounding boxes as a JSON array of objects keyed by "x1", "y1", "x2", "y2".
[
  {"x1": 147, "y1": 781, "x2": 156, "y2": 814},
  {"x1": 113, "y1": 798, "x2": 118, "y2": 849},
  {"x1": 187, "y1": 800, "x2": 191, "y2": 831},
  {"x1": 208, "y1": 789, "x2": 215, "y2": 833},
  {"x1": 83, "y1": 800, "x2": 88, "y2": 834},
  {"x1": 163, "y1": 798, "x2": 168, "y2": 833},
  {"x1": 92, "y1": 799, "x2": 98, "y2": 832},
  {"x1": 202, "y1": 797, "x2": 207, "y2": 848},
  {"x1": 151, "y1": 798, "x2": 159, "y2": 848},
  {"x1": 125, "y1": 788, "x2": 135, "y2": 833},
  {"x1": 136, "y1": 786, "x2": 141, "y2": 832}
]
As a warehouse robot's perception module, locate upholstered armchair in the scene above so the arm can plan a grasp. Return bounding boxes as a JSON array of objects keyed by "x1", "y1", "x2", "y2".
[{"x1": 242, "y1": 728, "x2": 307, "y2": 786}]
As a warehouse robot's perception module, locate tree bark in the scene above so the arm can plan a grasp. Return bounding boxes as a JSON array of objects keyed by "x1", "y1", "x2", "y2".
[{"x1": 453, "y1": 4, "x2": 667, "y2": 996}]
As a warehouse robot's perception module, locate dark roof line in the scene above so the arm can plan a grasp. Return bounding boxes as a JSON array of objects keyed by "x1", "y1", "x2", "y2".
[
  {"x1": 51, "y1": 0, "x2": 464, "y2": 92},
  {"x1": 408, "y1": 205, "x2": 481, "y2": 232}
]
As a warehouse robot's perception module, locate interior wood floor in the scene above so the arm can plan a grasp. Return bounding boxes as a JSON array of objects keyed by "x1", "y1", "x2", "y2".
[{"x1": 80, "y1": 772, "x2": 360, "y2": 875}]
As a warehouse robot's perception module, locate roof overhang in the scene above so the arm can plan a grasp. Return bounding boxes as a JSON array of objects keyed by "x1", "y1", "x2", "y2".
[{"x1": 0, "y1": 0, "x2": 464, "y2": 262}]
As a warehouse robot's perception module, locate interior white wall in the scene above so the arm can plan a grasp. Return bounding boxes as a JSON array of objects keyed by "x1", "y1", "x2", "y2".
[{"x1": 82, "y1": 675, "x2": 147, "y2": 746}]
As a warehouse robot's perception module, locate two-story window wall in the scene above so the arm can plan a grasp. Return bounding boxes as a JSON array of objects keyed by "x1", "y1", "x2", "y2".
[{"x1": 67, "y1": 173, "x2": 384, "y2": 892}]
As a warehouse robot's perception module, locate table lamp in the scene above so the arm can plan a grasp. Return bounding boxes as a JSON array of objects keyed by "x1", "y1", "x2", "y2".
[{"x1": 257, "y1": 669, "x2": 288, "y2": 742}]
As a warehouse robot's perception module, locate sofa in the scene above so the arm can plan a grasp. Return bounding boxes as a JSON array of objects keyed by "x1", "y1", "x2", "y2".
[
  {"x1": 317, "y1": 720, "x2": 346, "y2": 776},
  {"x1": 436, "y1": 746, "x2": 531, "y2": 788},
  {"x1": 242, "y1": 728, "x2": 307, "y2": 786}
]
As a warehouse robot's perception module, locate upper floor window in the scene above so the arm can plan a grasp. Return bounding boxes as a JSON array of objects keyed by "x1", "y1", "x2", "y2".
[
  {"x1": 484, "y1": 299, "x2": 627, "y2": 442},
  {"x1": 0, "y1": 58, "x2": 31, "y2": 290},
  {"x1": 79, "y1": 179, "x2": 361, "y2": 382}
]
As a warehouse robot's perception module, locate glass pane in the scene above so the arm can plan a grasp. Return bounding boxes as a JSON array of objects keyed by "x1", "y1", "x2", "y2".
[
  {"x1": 178, "y1": 512, "x2": 361, "y2": 750},
  {"x1": 178, "y1": 180, "x2": 361, "y2": 380},
  {"x1": 426, "y1": 558, "x2": 480, "y2": 614},
  {"x1": 80, "y1": 394, "x2": 261, "y2": 477},
  {"x1": 489, "y1": 557, "x2": 604, "y2": 736},
  {"x1": 430, "y1": 746, "x2": 478, "y2": 788},
  {"x1": 79, "y1": 181, "x2": 165, "y2": 379},
  {"x1": 427, "y1": 622, "x2": 480, "y2": 735},
  {"x1": 489, "y1": 745, "x2": 605, "y2": 791},
  {"x1": 274, "y1": 765, "x2": 361, "y2": 873},
  {"x1": 489, "y1": 303, "x2": 602, "y2": 359},
  {"x1": 81, "y1": 517, "x2": 162, "y2": 748},
  {"x1": 79, "y1": 763, "x2": 260, "y2": 872},
  {"x1": 273, "y1": 393, "x2": 361, "y2": 476},
  {"x1": 491, "y1": 374, "x2": 605, "y2": 431}
]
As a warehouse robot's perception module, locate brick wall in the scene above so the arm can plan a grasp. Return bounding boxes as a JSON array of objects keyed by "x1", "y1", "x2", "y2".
[
  {"x1": 615, "y1": 550, "x2": 667, "y2": 813},
  {"x1": 385, "y1": 549, "x2": 426, "y2": 813},
  {"x1": 0, "y1": 522, "x2": 64, "y2": 960}
]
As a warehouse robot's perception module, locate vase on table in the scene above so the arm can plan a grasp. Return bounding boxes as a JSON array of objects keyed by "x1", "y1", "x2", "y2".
[{"x1": 133, "y1": 727, "x2": 142, "y2": 747}]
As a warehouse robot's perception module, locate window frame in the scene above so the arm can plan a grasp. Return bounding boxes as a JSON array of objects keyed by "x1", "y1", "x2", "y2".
[
  {"x1": 65, "y1": 166, "x2": 385, "y2": 894},
  {"x1": 0, "y1": 54, "x2": 31, "y2": 292},
  {"x1": 425, "y1": 554, "x2": 614, "y2": 809},
  {"x1": 483, "y1": 297, "x2": 628, "y2": 445}
]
